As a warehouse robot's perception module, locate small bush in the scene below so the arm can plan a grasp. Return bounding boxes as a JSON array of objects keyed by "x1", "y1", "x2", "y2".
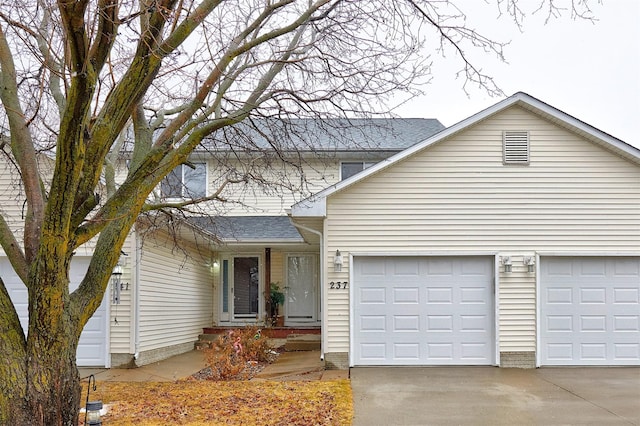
[{"x1": 204, "y1": 327, "x2": 277, "y2": 380}]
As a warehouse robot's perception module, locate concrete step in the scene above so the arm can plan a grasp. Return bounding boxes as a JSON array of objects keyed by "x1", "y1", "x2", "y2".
[
  {"x1": 194, "y1": 341, "x2": 213, "y2": 350},
  {"x1": 285, "y1": 334, "x2": 321, "y2": 352},
  {"x1": 194, "y1": 333, "x2": 221, "y2": 350},
  {"x1": 198, "y1": 333, "x2": 221, "y2": 342}
]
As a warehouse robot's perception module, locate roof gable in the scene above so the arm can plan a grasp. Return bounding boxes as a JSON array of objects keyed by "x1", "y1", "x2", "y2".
[{"x1": 291, "y1": 92, "x2": 640, "y2": 217}]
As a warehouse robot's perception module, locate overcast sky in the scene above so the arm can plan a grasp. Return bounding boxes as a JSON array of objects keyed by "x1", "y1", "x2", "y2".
[{"x1": 396, "y1": 1, "x2": 640, "y2": 148}]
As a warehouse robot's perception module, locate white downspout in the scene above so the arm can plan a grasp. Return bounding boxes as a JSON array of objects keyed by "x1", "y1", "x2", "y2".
[
  {"x1": 289, "y1": 217, "x2": 325, "y2": 361},
  {"x1": 132, "y1": 227, "x2": 142, "y2": 362}
]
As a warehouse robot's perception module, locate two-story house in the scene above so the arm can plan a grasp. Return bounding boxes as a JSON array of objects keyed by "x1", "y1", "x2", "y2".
[
  {"x1": 3, "y1": 117, "x2": 445, "y2": 368},
  {"x1": 6, "y1": 92, "x2": 640, "y2": 370}
]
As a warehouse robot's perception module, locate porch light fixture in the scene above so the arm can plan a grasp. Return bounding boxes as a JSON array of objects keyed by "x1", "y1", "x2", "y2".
[
  {"x1": 112, "y1": 262, "x2": 125, "y2": 304},
  {"x1": 501, "y1": 256, "x2": 512, "y2": 273},
  {"x1": 524, "y1": 256, "x2": 535, "y2": 273},
  {"x1": 334, "y1": 250, "x2": 343, "y2": 272}
]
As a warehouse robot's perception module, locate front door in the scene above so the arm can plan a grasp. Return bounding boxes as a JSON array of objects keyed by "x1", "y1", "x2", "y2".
[
  {"x1": 285, "y1": 254, "x2": 317, "y2": 323},
  {"x1": 233, "y1": 256, "x2": 260, "y2": 319}
]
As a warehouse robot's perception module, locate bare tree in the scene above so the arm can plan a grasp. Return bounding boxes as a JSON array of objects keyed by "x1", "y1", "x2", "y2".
[{"x1": 0, "y1": 0, "x2": 597, "y2": 424}]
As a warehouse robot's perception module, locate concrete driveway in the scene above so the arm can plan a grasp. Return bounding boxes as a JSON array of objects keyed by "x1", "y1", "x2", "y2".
[{"x1": 351, "y1": 367, "x2": 640, "y2": 425}]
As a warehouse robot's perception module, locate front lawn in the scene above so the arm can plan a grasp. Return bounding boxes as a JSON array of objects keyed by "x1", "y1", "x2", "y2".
[{"x1": 86, "y1": 379, "x2": 352, "y2": 425}]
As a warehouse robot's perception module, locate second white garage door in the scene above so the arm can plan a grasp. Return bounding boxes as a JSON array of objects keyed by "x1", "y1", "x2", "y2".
[
  {"x1": 540, "y1": 257, "x2": 640, "y2": 366},
  {"x1": 353, "y1": 256, "x2": 495, "y2": 366}
]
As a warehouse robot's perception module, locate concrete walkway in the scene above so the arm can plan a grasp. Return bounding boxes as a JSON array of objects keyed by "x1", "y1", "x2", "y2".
[
  {"x1": 79, "y1": 350, "x2": 208, "y2": 382},
  {"x1": 79, "y1": 350, "x2": 347, "y2": 382},
  {"x1": 351, "y1": 366, "x2": 640, "y2": 426},
  {"x1": 253, "y1": 350, "x2": 347, "y2": 381}
]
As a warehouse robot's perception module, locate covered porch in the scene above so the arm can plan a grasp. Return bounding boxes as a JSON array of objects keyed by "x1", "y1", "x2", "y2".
[{"x1": 186, "y1": 216, "x2": 322, "y2": 329}]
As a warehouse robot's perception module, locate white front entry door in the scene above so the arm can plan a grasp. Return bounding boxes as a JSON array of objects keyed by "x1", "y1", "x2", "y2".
[
  {"x1": 540, "y1": 257, "x2": 640, "y2": 365},
  {"x1": 285, "y1": 254, "x2": 317, "y2": 323},
  {"x1": 2, "y1": 257, "x2": 109, "y2": 367},
  {"x1": 353, "y1": 256, "x2": 494, "y2": 366}
]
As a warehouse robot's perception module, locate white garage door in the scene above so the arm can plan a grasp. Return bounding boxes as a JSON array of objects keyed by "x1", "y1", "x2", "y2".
[
  {"x1": 353, "y1": 256, "x2": 495, "y2": 366},
  {"x1": 2, "y1": 257, "x2": 108, "y2": 367},
  {"x1": 540, "y1": 257, "x2": 640, "y2": 365}
]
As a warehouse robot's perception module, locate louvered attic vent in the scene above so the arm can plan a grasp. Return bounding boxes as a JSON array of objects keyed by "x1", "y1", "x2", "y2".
[{"x1": 503, "y1": 131, "x2": 530, "y2": 165}]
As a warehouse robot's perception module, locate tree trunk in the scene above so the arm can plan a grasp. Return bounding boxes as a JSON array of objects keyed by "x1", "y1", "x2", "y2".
[
  {"x1": 4, "y1": 262, "x2": 86, "y2": 425},
  {"x1": 25, "y1": 336, "x2": 81, "y2": 426},
  {"x1": 1, "y1": 341, "x2": 81, "y2": 426}
]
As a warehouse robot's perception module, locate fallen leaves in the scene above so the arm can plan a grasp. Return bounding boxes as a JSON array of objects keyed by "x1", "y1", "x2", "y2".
[{"x1": 87, "y1": 379, "x2": 352, "y2": 425}]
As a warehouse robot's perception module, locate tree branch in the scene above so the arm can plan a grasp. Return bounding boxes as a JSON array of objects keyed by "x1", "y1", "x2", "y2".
[{"x1": 0, "y1": 25, "x2": 46, "y2": 263}]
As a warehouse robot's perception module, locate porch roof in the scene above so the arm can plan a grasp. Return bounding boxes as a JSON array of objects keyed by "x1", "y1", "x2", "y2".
[{"x1": 186, "y1": 216, "x2": 305, "y2": 244}]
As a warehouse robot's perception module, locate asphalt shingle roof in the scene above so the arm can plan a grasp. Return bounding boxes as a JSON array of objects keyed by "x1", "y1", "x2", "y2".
[
  {"x1": 187, "y1": 216, "x2": 304, "y2": 243},
  {"x1": 199, "y1": 118, "x2": 445, "y2": 152}
]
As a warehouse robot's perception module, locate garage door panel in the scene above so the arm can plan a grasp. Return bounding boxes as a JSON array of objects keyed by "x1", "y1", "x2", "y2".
[
  {"x1": 614, "y1": 288, "x2": 639, "y2": 303},
  {"x1": 354, "y1": 256, "x2": 494, "y2": 366},
  {"x1": 393, "y1": 286, "x2": 420, "y2": 303},
  {"x1": 540, "y1": 257, "x2": 640, "y2": 366},
  {"x1": 460, "y1": 287, "x2": 487, "y2": 304},
  {"x1": 359, "y1": 287, "x2": 386, "y2": 304},
  {"x1": 614, "y1": 315, "x2": 639, "y2": 331},
  {"x1": 615, "y1": 344, "x2": 639, "y2": 360}
]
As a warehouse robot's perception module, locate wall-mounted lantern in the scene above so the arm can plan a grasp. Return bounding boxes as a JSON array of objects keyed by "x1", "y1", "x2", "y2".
[
  {"x1": 112, "y1": 262, "x2": 127, "y2": 304},
  {"x1": 524, "y1": 256, "x2": 535, "y2": 273},
  {"x1": 501, "y1": 256, "x2": 512, "y2": 273},
  {"x1": 334, "y1": 250, "x2": 343, "y2": 272}
]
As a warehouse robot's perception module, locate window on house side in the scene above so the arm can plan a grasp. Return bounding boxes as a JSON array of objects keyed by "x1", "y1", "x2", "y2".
[
  {"x1": 341, "y1": 161, "x2": 376, "y2": 180},
  {"x1": 161, "y1": 163, "x2": 206, "y2": 198}
]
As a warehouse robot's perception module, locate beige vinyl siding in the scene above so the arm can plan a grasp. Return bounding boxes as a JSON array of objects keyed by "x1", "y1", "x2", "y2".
[
  {"x1": 212, "y1": 158, "x2": 340, "y2": 216},
  {"x1": 138, "y1": 232, "x2": 214, "y2": 352},
  {"x1": 109, "y1": 233, "x2": 137, "y2": 354},
  {"x1": 324, "y1": 106, "x2": 640, "y2": 354},
  {"x1": 498, "y1": 259, "x2": 536, "y2": 352},
  {"x1": 0, "y1": 169, "x2": 25, "y2": 251}
]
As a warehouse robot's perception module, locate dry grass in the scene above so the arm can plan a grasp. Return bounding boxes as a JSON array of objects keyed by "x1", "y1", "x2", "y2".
[{"x1": 86, "y1": 380, "x2": 352, "y2": 425}]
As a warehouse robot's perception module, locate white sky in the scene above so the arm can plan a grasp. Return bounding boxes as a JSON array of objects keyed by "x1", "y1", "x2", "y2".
[{"x1": 396, "y1": 0, "x2": 640, "y2": 148}]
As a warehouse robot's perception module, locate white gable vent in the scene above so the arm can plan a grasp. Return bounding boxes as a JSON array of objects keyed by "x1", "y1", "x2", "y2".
[
  {"x1": 502, "y1": 130, "x2": 529, "y2": 164},
  {"x1": 503, "y1": 131, "x2": 530, "y2": 165}
]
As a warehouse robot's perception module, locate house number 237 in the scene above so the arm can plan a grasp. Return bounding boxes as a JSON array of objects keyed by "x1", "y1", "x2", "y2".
[{"x1": 329, "y1": 281, "x2": 348, "y2": 289}]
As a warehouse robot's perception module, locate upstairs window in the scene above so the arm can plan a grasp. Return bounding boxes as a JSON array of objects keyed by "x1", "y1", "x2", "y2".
[
  {"x1": 161, "y1": 163, "x2": 207, "y2": 198},
  {"x1": 503, "y1": 131, "x2": 530, "y2": 165},
  {"x1": 341, "y1": 161, "x2": 376, "y2": 180}
]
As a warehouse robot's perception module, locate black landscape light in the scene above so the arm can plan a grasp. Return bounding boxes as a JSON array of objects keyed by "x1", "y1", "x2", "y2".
[{"x1": 85, "y1": 374, "x2": 103, "y2": 425}]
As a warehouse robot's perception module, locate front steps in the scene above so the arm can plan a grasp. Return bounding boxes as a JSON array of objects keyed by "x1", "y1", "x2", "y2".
[
  {"x1": 196, "y1": 326, "x2": 321, "y2": 351},
  {"x1": 284, "y1": 334, "x2": 321, "y2": 351}
]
